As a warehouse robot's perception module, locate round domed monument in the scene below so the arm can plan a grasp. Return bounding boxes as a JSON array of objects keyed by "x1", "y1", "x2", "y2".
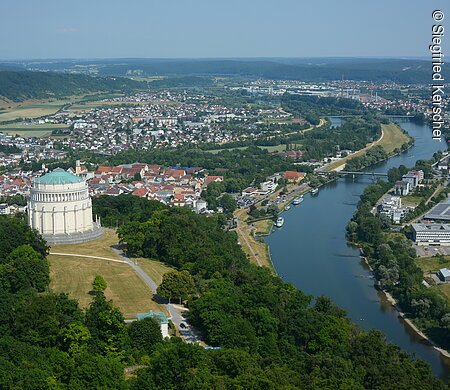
[{"x1": 27, "y1": 168, "x2": 102, "y2": 244}]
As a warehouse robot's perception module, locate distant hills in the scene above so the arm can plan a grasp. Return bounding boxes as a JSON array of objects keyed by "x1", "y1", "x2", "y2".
[
  {"x1": 0, "y1": 70, "x2": 144, "y2": 102},
  {"x1": 1, "y1": 58, "x2": 446, "y2": 84},
  {"x1": 0, "y1": 58, "x2": 447, "y2": 102},
  {"x1": 97, "y1": 58, "x2": 444, "y2": 84}
]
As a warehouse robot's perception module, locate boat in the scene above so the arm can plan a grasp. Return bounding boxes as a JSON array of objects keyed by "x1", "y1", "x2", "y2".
[
  {"x1": 284, "y1": 205, "x2": 291, "y2": 211},
  {"x1": 275, "y1": 216, "x2": 284, "y2": 227},
  {"x1": 311, "y1": 188, "x2": 319, "y2": 195},
  {"x1": 292, "y1": 196, "x2": 304, "y2": 205}
]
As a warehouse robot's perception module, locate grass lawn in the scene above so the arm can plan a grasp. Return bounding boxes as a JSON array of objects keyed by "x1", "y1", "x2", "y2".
[
  {"x1": 49, "y1": 229, "x2": 171, "y2": 318},
  {"x1": 135, "y1": 258, "x2": 173, "y2": 285},
  {"x1": 260, "y1": 144, "x2": 286, "y2": 153},
  {"x1": 401, "y1": 195, "x2": 423, "y2": 205},
  {"x1": 383, "y1": 232, "x2": 405, "y2": 241},
  {"x1": 253, "y1": 218, "x2": 273, "y2": 236},
  {"x1": 415, "y1": 256, "x2": 450, "y2": 274},
  {"x1": 378, "y1": 123, "x2": 411, "y2": 154},
  {"x1": 50, "y1": 229, "x2": 122, "y2": 260},
  {"x1": 324, "y1": 123, "x2": 410, "y2": 172},
  {"x1": 434, "y1": 284, "x2": 450, "y2": 300},
  {"x1": 0, "y1": 123, "x2": 68, "y2": 137},
  {"x1": 49, "y1": 254, "x2": 162, "y2": 318}
]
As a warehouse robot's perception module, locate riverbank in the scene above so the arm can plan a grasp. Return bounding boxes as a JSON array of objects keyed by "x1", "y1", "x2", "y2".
[
  {"x1": 233, "y1": 181, "x2": 313, "y2": 271},
  {"x1": 323, "y1": 123, "x2": 412, "y2": 172},
  {"x1": 357, "y1": 252, "x2": 450, "y2": 361},
  {"x1": 266, "y1": 117, "x2": 450, "y2": 378},
  {"x1": 384, "y1": 289, "x2": 450, "y2": 360}
]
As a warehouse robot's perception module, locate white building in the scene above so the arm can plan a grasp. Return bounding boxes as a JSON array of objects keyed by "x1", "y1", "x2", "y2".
[
  {"x1": 260, "y1": 181, "x2": 277, "y2": 193},
  {"x1": 378, "y1": 195, "x2": 405, "y2": 223},
  {"x1": 411, "y1": 223, "x2": 450, "y2": 246},
  {"x1": 402, "y1": 170, "x2": 424, "y2": 189},
  {"x1": 0, "y1": 204, "x2": 10, "y2": 215},
  {"x1": 27, "y1": 168, "x2": 102, "y2": 244},
  {"x1": 394, "y1": 180, "x2": 410, "y2": 196}
]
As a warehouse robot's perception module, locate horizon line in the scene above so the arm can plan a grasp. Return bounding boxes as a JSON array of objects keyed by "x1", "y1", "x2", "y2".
[{"x1": 0, "y1": 55, "x2": 430, "y2": 62}]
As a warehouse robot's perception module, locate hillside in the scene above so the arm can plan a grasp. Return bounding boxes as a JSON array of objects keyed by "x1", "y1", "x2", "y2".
[{"x1": 0, "y1": 70, "x2": 145, "y2": 102}]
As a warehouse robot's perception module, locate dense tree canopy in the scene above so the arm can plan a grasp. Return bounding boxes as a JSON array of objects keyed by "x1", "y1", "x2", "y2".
[
  {"x1": 0, "y1": 200, "x2": 445, "y2": 388},
  {"x1": 115, "y1": 196, "x2": 445, "y2": 389}
]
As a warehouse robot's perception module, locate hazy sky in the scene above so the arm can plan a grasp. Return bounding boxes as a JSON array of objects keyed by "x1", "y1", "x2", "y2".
[{"x1": 1, "y1": 0, "x2": 448, "y2": 59}]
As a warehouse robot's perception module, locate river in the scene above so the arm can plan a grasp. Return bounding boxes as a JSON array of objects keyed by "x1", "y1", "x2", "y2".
[{"x1": 266, "y1": 118, "x2": 450, "y2": 380}]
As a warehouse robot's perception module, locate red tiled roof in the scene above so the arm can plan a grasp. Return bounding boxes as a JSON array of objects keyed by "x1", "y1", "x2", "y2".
[
  {"x1": 205, "y1": 175, "x2": 224, "y2": 185},
  {"x1": 132, "y1": 188, "x2": 148, "y2": 197},
  {"x1": 165, "y1": 169, "x2": 186, "y2": 178},
  {"x1": 283, "y1": 171, "x2": 306, "y2": 180}
]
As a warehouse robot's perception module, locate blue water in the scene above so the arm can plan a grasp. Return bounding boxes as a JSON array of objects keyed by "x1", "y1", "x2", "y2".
[{"x1": 267, "y1": 118, "x2": 450, "y2": 379}]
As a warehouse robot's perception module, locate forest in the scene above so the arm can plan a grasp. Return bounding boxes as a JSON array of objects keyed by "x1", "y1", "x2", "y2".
[
  {"x1": 282, "y1": 93, "x2": 366, "y2": 116},
  {"x1": 113, "y1": 196, "x2": 444, "y2": 389},
  {"x1": 0, "y1": 71, "x2": 144, "y2": 102}
]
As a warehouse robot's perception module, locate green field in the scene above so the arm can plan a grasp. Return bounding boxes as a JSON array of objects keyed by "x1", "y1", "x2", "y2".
[
  {"x1": 48, "y1": 230, "x2": 169, "y2": 318},
  {"x1": 50, "y1": 230, "x2": 122, "y2": 260},
  {"x1": 416, "y1": 256, "x2": 450, "y2": 302},
  {"x1": 49, "y1": 230, "x2": 169, "y2": 318},
  {"x1": 415, "y1": 255, "x2": 450, "y2": 274},
  {"x1": 433, "y1": 284, "x2": 450, "y2": 300},
  {"x1": 401, "y1": 195, "x2": 423, "y2": 205},
  {"x1": 379, "y1": 123, "x2": 411, "y2": 154},
  {"x1": 0, "y1": 100, "x2": 71, "y2": 122},
  {"x1": 135, "y1": 258, "x2": 173, "y2": 285},
  {"x1": 0, "y1": 123, "x2": 68, "y2": 137},
  {"x1": 49, "y1": 254, "x2": 162, "y2": 318}
]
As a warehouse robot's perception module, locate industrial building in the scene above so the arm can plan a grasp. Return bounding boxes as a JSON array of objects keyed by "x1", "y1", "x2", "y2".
[{"x1": 411, "y1": 223, "x2": 450, "y2": 246}]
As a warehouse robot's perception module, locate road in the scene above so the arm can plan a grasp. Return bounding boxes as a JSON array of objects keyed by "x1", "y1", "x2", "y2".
[{"x1": 320, "y1": 126, "x2": 385, "y2": 172}]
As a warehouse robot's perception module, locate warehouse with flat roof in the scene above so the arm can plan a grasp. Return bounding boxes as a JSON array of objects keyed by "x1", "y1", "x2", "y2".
[{"x1": 424, "y1": 198, "x2": 450, "y2": 222}]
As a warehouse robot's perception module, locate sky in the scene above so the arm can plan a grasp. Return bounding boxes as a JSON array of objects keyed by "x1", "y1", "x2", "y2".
[{"x1": 0, "y1": 0, "x2": 449, "y2": 59}]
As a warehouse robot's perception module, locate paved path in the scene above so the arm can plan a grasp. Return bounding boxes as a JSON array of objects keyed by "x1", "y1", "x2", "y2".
[
  {"x1": 49, "y1": 252, "x2": 126, "y2": 264},
  {"x1": 111, "y1": 247, "x2": 158, "y2": 293}
]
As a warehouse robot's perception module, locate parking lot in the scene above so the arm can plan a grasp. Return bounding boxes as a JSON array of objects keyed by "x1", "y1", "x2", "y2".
[{"x1": 414, "y1": 244, "x2": 450, "y2": 257}]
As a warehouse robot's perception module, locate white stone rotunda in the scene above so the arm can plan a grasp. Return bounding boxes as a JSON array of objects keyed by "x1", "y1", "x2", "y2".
[{"x1": 28, "y1": 168, "x2": 102, "y2": 244}]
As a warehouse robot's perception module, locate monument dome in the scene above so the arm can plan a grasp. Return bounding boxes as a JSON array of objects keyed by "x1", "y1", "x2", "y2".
[{"x1": 28, "y1": 168, "x2": 102, "y2": 244}]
